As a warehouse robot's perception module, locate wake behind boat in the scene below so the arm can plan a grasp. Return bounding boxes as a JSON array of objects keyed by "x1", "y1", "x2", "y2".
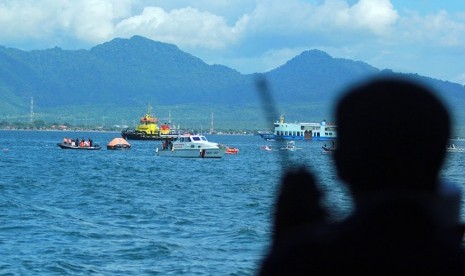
[{"x1": 156, "y1": 134, "x2": 225, "y2": 158}]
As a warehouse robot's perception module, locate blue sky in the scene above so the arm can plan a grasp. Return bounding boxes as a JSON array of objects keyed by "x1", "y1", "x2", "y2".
[{"x1": 0, "y1": 0, "x2": 464, "y2": 84}]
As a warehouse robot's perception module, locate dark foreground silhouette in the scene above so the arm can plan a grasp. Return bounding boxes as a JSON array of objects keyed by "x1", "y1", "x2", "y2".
[{"x1": 258, "y1": 76, "x2": 465, "y2": 275}]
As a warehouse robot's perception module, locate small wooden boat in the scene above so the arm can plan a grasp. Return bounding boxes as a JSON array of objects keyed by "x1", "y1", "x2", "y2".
[
  {"x1": 322, "y1": 141, "x2": 336, "y2": 154},
  {"x1": 322, "y1": 145, "x2": 336, "y2": 154}
]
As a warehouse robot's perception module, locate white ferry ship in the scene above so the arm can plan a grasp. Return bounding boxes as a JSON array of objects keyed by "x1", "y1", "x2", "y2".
[{"x1": 258, "y1": 114, "x2": 337, "y2": 141}]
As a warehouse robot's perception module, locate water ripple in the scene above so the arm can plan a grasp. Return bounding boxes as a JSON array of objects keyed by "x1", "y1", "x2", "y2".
[{"x1": 1, "y1": 131, "x2": 464, "y2": 275}]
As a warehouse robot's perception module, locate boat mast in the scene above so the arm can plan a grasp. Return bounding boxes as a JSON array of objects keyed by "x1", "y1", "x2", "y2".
[{"x1": 147, "y1": 102, "x2": 151, "y2": 116}]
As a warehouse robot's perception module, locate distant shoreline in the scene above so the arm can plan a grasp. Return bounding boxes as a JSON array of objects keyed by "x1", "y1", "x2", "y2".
[
  {"x1": 0, "y1": 128, "x2": 119, "y2": 133},
  {"x1": 0, "y1": 128, "x2": 256, "y2": 136}
]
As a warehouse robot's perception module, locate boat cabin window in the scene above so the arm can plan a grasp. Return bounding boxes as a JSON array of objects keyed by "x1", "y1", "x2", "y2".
[
  {"x1": 192, "y1": 136, "x2": 201, "y2": 142},
  {"x1": 200, "y1": 136, "x2": 207, "y2": 141}
]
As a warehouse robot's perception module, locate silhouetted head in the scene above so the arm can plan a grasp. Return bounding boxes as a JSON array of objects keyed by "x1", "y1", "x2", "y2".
[{"x1": 334, "y1": 76, "x2": 451, "y2": 195}]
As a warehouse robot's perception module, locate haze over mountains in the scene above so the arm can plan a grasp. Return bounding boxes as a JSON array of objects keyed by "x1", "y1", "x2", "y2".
[{"x1": 1, "y1": 35, "x2": 464, "y2": 134}]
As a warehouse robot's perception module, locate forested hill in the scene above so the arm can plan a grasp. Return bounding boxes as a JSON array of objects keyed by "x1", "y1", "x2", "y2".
[
  {"x1": 1, "y1": 35, "x2": 464, "y2": 133},
  {"x1": 0, "y1": 36, "x2": 247, "y2": 107}
]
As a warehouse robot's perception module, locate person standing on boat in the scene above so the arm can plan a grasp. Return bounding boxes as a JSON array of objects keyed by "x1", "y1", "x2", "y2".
[
  {"x1": 168, "y1": 138, "x2": 173, "y2": 150},
  {"x1": 163, "y1": 138, "x2": 168, "y2": 150},
  {"x1": 258, "y1": 76, "x2": 465, "y2": 275}
]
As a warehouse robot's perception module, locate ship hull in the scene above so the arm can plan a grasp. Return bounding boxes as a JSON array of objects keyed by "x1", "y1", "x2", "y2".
[
  {"x1": 121, "y1": 129, "x2": 179, "y2": 141},
  {"x1": 258, "y1": 133, "x2": 336, "y2": 141},
  {"x1": 156, "y1": 148, "x2": 224, "y2": 158}
]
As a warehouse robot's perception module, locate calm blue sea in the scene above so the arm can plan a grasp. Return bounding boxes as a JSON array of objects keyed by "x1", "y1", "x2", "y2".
[{"x1": 1, "y1": 130, "x2": 464, "y2": 275}]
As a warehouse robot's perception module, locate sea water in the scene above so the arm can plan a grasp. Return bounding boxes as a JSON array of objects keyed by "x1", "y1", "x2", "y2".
[{"x1": 1, "y1": 130, "x2": 464, "y2": 275}]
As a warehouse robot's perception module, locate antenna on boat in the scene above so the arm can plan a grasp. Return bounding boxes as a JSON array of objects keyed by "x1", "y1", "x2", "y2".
[
  {"x1": 210, "y1": 112, "x2": 214, "y2": 134},
  {"x1": 30, "y1": 96, "x2": 34, "y2": 128}
]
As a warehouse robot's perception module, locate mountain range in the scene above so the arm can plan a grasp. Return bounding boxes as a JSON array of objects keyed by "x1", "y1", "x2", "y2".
[{"x1": 1, "y1": 35, "x2": 464, "y2": 135}]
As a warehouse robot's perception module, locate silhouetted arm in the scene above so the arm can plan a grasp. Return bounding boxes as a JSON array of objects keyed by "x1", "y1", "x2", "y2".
[{"x1": 272, "y1": 166, "x2": 328, "y2": 243}]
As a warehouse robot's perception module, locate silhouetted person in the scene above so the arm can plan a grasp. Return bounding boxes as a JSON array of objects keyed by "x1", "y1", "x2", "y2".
[{"x1": 259, "y1": 76, "x2": 465, "y2": 275}]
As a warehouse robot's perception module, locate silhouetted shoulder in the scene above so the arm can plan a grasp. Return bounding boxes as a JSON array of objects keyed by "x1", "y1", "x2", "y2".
[{"x1": 258, "y1": 76, "x2": 465, "y2": 276}]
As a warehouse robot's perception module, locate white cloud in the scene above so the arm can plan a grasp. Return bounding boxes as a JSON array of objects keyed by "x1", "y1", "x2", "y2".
[
  {"x1": 347, "y1": 0, "x2": 398, "y2": 35},
  {"x1": 0, "y1": 1, "x2": 52, "y2": 39},
  {"x1": 0, "y1": 0, "x2": 401, "y2": 49},
  {"x1": 0, "y1": 0, "x2": 463, "y2": 84},
  {"x1": 59, "y1": 0, "x2": 132, "y2": 43},
  {"x1": 114, "y1": 6, "x2": 247, "y2": 49},
  {"x1": 398, "y1": 10, "x2": 465, "y2": 47},
  {"x1": 244, "y1": 0, "x2": 398, "y2": 36},
  {"x1": 0, "y1": 0, "x2": 132, "y2": 45}
]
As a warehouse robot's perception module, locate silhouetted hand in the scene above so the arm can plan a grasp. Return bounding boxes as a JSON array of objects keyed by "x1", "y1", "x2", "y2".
[{"x1": 272, "y1": 166, "x2": 328, "y2": 243}]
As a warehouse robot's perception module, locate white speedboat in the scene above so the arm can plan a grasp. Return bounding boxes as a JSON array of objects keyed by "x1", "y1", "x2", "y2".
[
  {"x1": 260, "y1": 145, "x2": 272, "y2": 151},
  {"x1": 446, "y1": 143, "x2": 464, "y2": 153},
  {"x1": 156, "y1": 134, "x2": 225, "y2": 158},
  {"x1": 280, "y1": 141, "x2": 302, "y2": 151}
]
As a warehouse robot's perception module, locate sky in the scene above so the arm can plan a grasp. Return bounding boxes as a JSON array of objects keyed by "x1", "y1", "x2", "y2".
[{"x1": 0, "y1": 0, "x2": 464, "y2": 85}]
